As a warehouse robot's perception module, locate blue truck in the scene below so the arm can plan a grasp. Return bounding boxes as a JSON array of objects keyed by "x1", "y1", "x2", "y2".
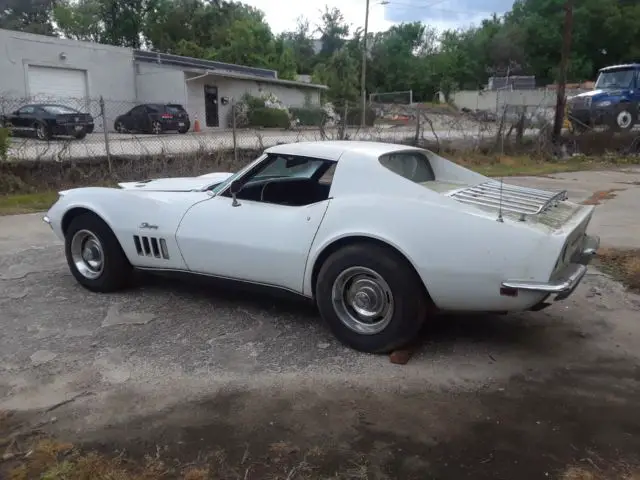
[{"x1": 567, "y1": 63, "x2": 640, "y2": 132}]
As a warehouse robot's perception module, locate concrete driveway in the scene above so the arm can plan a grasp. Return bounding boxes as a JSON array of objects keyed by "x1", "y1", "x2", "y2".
[{"x1": 1, "y1": 169, "x2": 639, "y2": 478}]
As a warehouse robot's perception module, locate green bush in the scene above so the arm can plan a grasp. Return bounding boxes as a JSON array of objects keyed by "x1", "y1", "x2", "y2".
[
  {"x1": 345, "y1": 106, "x2": 376, "y2": 126},
  {"x1": 0, "y1": 127, "x2": 11, "y2": 161},
  {"x1": 290, "y1": 106, "x2": 325, "y2": 127},
  {"x1": 247, "y1": 107, "x2": 290, "y2": 129}
]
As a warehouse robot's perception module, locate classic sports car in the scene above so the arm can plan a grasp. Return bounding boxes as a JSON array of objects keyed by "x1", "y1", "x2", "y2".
[{"x1": 43, "y1": 141, "x2": 600, "y2": 353}]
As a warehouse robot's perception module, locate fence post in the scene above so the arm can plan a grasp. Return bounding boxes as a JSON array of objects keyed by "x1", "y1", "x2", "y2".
[
  {"x1": 232, "y1": 98, "x2": 238, "y2": 164},
  {"x1": 99, "y1": 96, "x2": 112, "y2": 174},
  {"x1": 340, "y1": 102, "x2": 348, "y2": 140},
  {"x1": 414, "y1": 103, "x2": 421, "y2": 145}
]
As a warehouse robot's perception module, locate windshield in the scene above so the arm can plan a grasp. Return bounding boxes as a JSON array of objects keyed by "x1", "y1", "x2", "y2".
[
  {"x1": 253, "y1": 155, "x2": 325, "y2": 181},
  {"x1": 595, "y1": 69, "x2": 636, "y2": 89},
  {"x1": 207, "y1": 154, "x2": 268, "y2": 195},
  {"x1": 41, "y1": 105, "x2": 80, "y2": 114}
]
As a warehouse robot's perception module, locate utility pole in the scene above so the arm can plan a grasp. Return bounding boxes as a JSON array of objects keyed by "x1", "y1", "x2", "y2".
[
  {"x1": 360, "y1": 0, "x2": 370, "y2": 127},
  {"x1": 552, "y1": 0, "x2": 573, "y2": 144}
]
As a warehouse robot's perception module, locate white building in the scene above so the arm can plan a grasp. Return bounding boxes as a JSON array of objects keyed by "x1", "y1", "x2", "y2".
[{"x1": 0, "y1": 28, "x2": 328, "y2": 131}]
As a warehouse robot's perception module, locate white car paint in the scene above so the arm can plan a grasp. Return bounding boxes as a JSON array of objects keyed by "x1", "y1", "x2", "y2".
[{"x1": 44, "y1": 141, "x2": 598, "y2": 313}]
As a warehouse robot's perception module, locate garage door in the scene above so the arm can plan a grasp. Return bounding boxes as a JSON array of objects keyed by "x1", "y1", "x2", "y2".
[{"x1": 28, "y1": 66, "x2": 88, "y2": 102}]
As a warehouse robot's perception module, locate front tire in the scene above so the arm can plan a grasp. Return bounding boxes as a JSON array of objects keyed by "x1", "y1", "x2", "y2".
[
  {"x1": 35, "y1": 121, "x2": 51, "y2": 140},
  {"x1": 610, "y1": 107, "x2": 635, "y2": 132},
  {"x1": 315, "y1": 243, "x2": 429, "y2": 353},
  {"x1": 65, "y1": 212, "x2": 133, "y2": 292}
]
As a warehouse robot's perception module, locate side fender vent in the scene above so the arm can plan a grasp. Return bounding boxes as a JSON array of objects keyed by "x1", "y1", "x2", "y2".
[{"x1": 133, "y1": 235, "x2": 170, "y2": 259}]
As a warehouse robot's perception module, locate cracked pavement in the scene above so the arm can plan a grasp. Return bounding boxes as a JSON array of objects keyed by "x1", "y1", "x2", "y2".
[{"x1": 0, "y1": 168, "x2": 639, "y2": 478}]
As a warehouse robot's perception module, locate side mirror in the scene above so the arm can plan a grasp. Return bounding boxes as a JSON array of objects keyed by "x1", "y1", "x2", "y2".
[
  {"x1": 229, "y1": 180, "x2": 242, "y2": 195},
  {"x1": 229, "y1": 180, "x2": 242, "y2": 207}
]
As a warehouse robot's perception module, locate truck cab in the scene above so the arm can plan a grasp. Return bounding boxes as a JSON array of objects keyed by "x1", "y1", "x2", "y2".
[{"x1": 567, "y1": 63, "x2": 640, "y2": 132}]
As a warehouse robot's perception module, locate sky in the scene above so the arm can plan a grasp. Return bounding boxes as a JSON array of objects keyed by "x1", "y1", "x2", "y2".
[{"x1": 242, "y1": 0, "x2": 514, "y2": 36}]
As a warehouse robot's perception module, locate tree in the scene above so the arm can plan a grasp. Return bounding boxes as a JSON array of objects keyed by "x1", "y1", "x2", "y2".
[
  {"x1": 279, "y1": 17, "x2": 317, "y2": 75},
  {"x1": 315, "y1": 6, "x2": 350, "y2": 61},
  {"x1": 0, "y1": 0, "x2": 58, "y2": 36},
  {"x1": 54, "y1": 0, "x2": 104, "y2": 42}
]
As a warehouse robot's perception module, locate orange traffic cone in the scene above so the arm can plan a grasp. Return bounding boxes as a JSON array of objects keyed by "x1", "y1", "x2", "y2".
[{"x1": 194, "y1": 114, "x2": 201, "y2": 133}]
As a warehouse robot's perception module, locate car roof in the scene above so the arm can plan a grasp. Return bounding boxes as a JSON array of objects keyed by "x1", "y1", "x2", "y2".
[
  {"x1": 599, "y1": 63, "x2": 640, "y2": 72},
  {"x1": 264, "y1": 141, "x2": 423, "y2": 161}
]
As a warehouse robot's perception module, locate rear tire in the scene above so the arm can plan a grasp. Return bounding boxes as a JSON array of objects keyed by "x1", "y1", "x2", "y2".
[
  {"x1": 315, "y1": 243, "x2": 429, "y2": 353},
  {"x1": 73, "y1": 130, "x2": 87, "y2": 140},
  {"x1": 64, "y1": 212, "x2": 133, "y2": 293},
  {"x1": 151, "y1": 121, "x2": 162, "y2": 135},
  {"x1": 114, "y1": 120, "x2": 126, "y2": 133},
  {"x1": 178, "y1": 127, "x2": 189, "y2": 134}
]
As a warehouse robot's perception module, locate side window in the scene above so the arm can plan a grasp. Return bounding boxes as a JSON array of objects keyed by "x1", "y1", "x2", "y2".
[
  {"x1": 131, "y1": 106, "x2": 146, "y2": 115},
  {"x1": 19, "y1": 106, "x2": 35, "y2": 115},
  {"x1": 379, "y1": 152, "x2": 435, "y2": 183}
]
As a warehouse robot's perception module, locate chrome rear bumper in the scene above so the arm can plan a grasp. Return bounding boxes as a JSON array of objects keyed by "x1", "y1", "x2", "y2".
[{"x1": 502, "y1": 234, "x2": 600, "y2": 301}]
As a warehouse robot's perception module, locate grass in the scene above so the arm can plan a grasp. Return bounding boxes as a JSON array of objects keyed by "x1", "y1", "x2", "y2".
[
  {"x1": 595, "y1": 248, "x2": 640, "y2": 293},
  {"x1": 0, "y1": 191, "x2": 60, "y2": 215}
]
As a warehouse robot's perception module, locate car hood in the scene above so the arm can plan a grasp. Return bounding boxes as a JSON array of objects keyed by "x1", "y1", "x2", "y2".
[
  {"x1": 117, "y1": 172, "x2": 233, "y2": 192},
  {"x1": 570, "y1": 88, "x2": 627, "y2": 101}
]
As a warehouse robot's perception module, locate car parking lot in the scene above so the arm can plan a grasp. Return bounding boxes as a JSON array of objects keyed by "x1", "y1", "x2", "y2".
[{"x1": 1, "y1": 168, "x2": 639, "y2": 478}]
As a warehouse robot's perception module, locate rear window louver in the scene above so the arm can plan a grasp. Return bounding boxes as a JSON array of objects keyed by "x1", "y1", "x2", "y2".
[{"x1": 133, "y1": 235, "x2": 170, "y2": 259}]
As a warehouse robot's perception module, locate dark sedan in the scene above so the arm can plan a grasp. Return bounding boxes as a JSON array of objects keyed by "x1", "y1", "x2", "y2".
[
  {"x1": 114, "y1": 103, "x2": 191, "y2": 134},
  {"x1": 1, "y1": 104, "x2": 94, "y2": 140}
]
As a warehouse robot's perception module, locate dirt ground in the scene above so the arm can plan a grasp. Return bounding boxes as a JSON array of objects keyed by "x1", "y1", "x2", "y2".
[{"x1": 1, "y1": 169, "x2": 639, "y2": 479}]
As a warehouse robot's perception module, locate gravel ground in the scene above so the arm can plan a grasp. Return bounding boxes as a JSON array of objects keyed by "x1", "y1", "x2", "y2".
[{"x1": 1, "y1": 171, "x2": 639, "y2": 478}]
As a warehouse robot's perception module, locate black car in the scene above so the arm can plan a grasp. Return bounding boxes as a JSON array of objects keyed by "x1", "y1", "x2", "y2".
[
  {"x1": 114, "y1": 103, "x2": 190, "y2": 134},
  {"x1": 1, "y1": 104, "x2": 94, "y2": 140}
]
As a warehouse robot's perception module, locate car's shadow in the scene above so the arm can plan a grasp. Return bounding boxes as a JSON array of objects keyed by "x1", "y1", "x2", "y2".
[{"x1": 136, "y1": 271, "x2": 570, "y2": 357}]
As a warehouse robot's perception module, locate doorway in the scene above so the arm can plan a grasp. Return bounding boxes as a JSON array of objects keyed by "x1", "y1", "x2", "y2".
[{"x1": 204, "y1": 85, "x2": 219, "y2": 127}]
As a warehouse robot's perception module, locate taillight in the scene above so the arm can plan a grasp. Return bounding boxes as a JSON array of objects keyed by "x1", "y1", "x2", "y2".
[{"x1": 161, "y1": 113, "x2": 173, "y2": 119}]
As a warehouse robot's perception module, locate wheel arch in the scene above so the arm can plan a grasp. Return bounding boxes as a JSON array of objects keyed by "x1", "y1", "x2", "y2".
[
  {"x1": 61, "y1": 206, "x2": 134, "y2": 265},
  {"x1": 309, "y1": 235, "x2": 434, "y2": 305},
  {"x1": 61, "y1": 206, "x2": 99, "y2": 236}
]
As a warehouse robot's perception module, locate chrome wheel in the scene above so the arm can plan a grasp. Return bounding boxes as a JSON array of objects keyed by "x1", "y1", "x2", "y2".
[
  {"x1": 617, "y1": 111, "x2": 633, "y2": 129},
  {"x1": 70, "y1": 230, "x2": 104, "y2": 280},
  {"x1": 115, "y1": 121, "x2": 125, "y2": 133},
  {"x1": 36, "y1": 124, "x2": 47, "y2": 140},
  {"x1": 331, "y1": 266, "x2": 394, "y2": 335},
  {"x1": 152, "y1": 121, "x2": 162, "y2": 134}
]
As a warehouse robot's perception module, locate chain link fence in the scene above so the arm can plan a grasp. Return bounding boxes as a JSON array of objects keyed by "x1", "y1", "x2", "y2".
[
  {"x1": 0, "y1": 92, "x2": 524, "y2": 165},
  {"x1": 2, "y1": 91, "x2": 639, "y2": 170}
]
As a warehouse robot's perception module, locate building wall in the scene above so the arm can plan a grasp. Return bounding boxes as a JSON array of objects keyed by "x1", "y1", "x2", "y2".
[
  {"x1": 135, "y1": 62, "x2": 188, "y2": 105},
  {"x1": 0, "y1": 28, "x2": 136, "y2": 131},
  {"x1": 185, "y1": 73, "x2": 322, "y2": 129},
  {"x1": 451, "y1": 88, "x2": 589, "y2": 113}
]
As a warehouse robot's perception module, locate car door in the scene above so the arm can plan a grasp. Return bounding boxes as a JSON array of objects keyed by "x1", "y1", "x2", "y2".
[
  {"x1": 129, "y1": 105, "x2": 148, "y2": 132},
  {"x1": 175, "y1": 155, "x2": 333, "y2": 293},
  {"x1": 12, "y1": 106, "x2": 36, "y2": 133},
  {"x1": 176, "y1": 195, "x2": 330, "y2": 293}
]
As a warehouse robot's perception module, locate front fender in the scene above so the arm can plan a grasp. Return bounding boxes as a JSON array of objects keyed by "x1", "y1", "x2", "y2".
[{"x1": 46, "y1": 187, "x2": 210, "y2": 269}]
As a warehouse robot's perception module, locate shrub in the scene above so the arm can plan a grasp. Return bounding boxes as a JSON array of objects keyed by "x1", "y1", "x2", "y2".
[
  {"x1": 0, "y1": 127, "x2": 11, "y2": 161},
  {"x1": 247, "y1": 107, "x2": 290, "y2": 129},
  {"x1": 345, "y1": 106, "x2": 376, "y2": 127},
  {"x1": 289, "y1": 106, "x2": 325, "y2": 127}
]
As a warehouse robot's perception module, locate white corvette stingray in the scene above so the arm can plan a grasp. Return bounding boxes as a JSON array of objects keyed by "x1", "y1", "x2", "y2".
[{"x1": 44, "y1": 141, "x2": 600, "y2": 353}]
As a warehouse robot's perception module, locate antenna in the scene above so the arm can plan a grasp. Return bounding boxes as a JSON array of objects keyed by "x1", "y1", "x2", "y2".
[{"x1": 497, "y1": 177, "x2": 504, "y2": 222}]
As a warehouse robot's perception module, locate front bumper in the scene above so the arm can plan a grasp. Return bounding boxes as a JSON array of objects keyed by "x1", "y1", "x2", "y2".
[
  {"x1": 568, "y1": 108, "x2": 611, "y2": 127},
  {"x1": 501, "y1": 234, "x2": 600, "y2": 302}
]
